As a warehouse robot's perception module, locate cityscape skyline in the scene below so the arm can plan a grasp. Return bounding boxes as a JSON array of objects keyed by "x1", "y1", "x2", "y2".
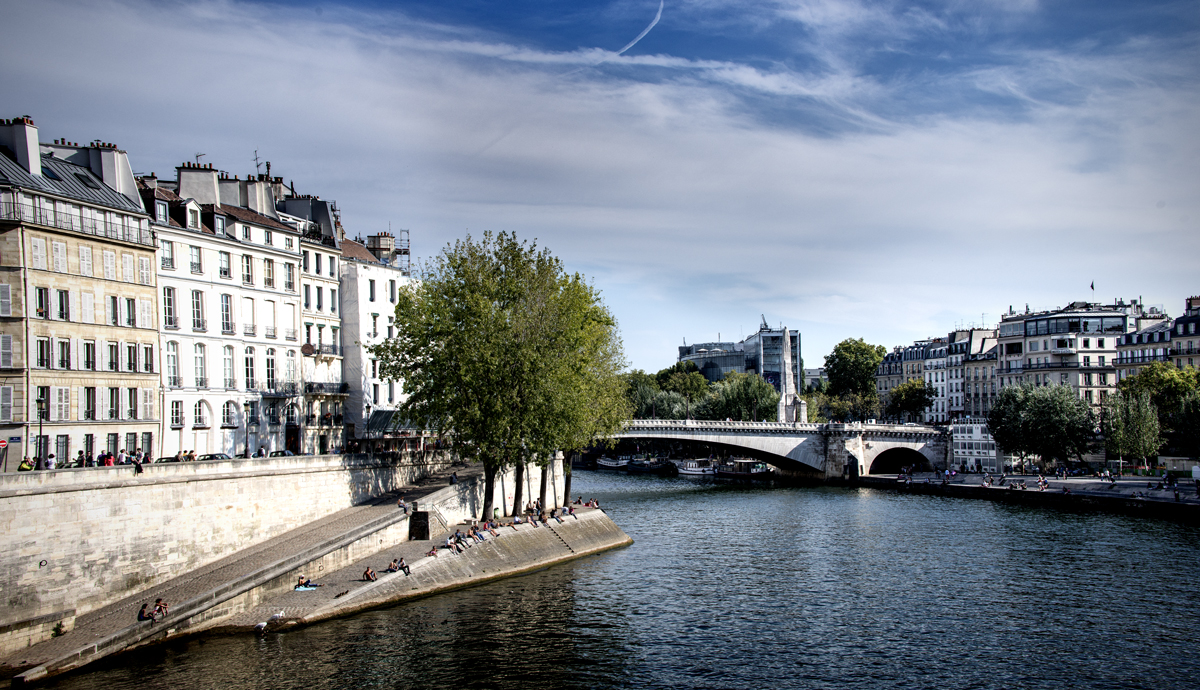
[{"x1": 3, "y1": 0, "x2": 1196, "y2": 372}]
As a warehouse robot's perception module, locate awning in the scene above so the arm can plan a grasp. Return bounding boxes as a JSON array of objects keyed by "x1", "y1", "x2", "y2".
[{"x1": 365, "y1": 409, "x2": 396, "y2": 433}]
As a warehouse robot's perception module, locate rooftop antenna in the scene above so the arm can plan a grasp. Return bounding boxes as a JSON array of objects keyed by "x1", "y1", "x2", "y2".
[
  {"x1": 253, "y1": 149, "x2": 263, "y2": 174},
  {"x1": 194, "y1": 152, "x2": 205, "y2": 165},
  {"x1": 265, "y1": 161, "x2": 271, "y2": 178}
]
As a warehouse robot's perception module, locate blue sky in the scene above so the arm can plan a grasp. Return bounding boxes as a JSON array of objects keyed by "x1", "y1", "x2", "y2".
[{"x1": 3, "y1": 0, "x2": 1198, "y2": 372}]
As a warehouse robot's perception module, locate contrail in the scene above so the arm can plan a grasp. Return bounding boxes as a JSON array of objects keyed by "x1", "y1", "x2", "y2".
[{"x1": 564, "y1": 0, "x2": 664, "y2": 75}]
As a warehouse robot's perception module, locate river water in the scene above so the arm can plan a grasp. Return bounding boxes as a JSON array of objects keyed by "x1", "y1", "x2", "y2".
[{"x1": 49, "y1": 472, "x2": 1200, "y2": 689}]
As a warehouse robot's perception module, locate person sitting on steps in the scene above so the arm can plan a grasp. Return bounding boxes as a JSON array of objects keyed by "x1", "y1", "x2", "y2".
[{"x1": 363, "y1": 566, "x2": 378, "y2": 582}]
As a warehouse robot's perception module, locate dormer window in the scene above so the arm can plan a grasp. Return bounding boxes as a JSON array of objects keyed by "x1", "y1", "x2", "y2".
[
  {"x1": 155, "y1": 201, "x2": 168, "y2": 224},
  {"x1": 188, "y1": 209, "x2": 199, "y2": 229},
  {"x1": 242, "y1": 225, "x2": 251, "y2": 241},
  {"x1": 214, "y1": 216, "x2": 226, "y2": 234},
  {"x1": 264, "y1": 230, "x2": 272, "y2": 246}
]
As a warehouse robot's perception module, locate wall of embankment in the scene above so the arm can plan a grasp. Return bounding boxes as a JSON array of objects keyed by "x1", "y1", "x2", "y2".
[
  {"x1": 0, "y1": 451, "x2": 456, "y2": 656},
  {"x1": 859, "y1": 476, "x2": 1200, "y2": 524}
]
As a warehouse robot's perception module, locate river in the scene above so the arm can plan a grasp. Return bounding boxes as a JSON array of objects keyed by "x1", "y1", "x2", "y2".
[{"x1": 47, "y1": 471, "x2": 1200, "y2": 689}]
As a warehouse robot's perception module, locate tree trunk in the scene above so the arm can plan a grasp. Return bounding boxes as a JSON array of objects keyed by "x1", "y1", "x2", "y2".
[
  {"x1": 512, "y1": 461, "x2": 525, "y2": 516},
  {"x1": 539, "y1": 461, "x2": 549, "y2": 510},
  {"x1": 482, "y1": 461, "x2": 496, "y2": 521},
  {"x1": 563, "y1": 456, "x2": 573, "y2": 507}
]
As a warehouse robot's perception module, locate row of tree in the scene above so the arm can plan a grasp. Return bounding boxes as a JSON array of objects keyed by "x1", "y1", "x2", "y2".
[
  {"x1": 803, "y1": 338, "x2": 936, "y2": 423},
  {"x1": 622, "y1": 362, "x2": 781, "y2": 421}
]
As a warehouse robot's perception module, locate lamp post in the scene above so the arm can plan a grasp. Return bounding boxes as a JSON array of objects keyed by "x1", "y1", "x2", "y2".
[
  {"x1": 36, "y1": 395, "x2": 46, "y2": 465},
  {"x1": 243, "y1": 401, "x2": 252, "y2": 458}
]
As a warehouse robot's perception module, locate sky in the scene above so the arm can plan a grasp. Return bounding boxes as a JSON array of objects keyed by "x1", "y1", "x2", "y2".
[{"x1": 3, "y1": 0, "x2": 1198, "y2": 373}]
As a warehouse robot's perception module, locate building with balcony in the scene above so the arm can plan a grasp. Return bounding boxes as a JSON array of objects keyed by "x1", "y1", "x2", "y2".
[
  {"x1": 922, "y1": 338, "x2": 948, "y2": 423},
  {"x1": 141, "y1": 164, "x2": 302, "y2": 457},
  {"x1": 1168, "y1": 296, "x2": 1200, "y2": 370},
  {"x1": 339, "y1": 237, "x2": 411, "y2": 441},
  {"x1": 1, "y1": 117, "x2": 160, "y2": 463},
  {"x1": 948, "y1": 328, "x2": 996, "y2": 419},
  {"x1": 1115, "y1": 320, "x2": 1175, "y2": 382}
]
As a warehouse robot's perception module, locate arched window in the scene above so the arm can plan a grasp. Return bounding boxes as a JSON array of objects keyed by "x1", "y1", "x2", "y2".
[
  {"x1": 166, "y1": 342, "x2": 179, "y2": 385},
  {"x1": 194, "y1": 401, "x2": 208, "y2": 427},
  {"x1": 244, "y1": 347, "x2": 255, "y2": 387},
  {"x1": 194, "y1": 343, "x2": 206, "y2": 387},
  {"x1": 222, "y1": 400, "x2": 237, "y2": 426},
  {"x1": 223, "y1": 346, "x2": 235, "y2": 389},
  {"x1": 266, "y1": 348, "x2": 276, "y2": 387}
]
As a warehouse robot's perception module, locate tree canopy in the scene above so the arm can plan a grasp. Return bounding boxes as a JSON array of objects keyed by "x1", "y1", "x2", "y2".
[
  {"x1": 372, "y1": 232, "x2": 629, "y2": 518},
  {"x1": 1102, "y1": 390, "x2": 1163, "y2": 464},
  {"x1": 1116, "y1": 362, "x2": 1200, "y2": 432},
  {"x1": 824, "y1": 339, "x2": 886, "y2": 398},
  {"x1": 885, "y1": 379, "x2": 937, "y2": 422},
  {"x1": 988, "y1": 384, "x2": 1096, "y2": 465},
  {"x1": 699, "y1": 371, "x2": 780, "y2": 421}
]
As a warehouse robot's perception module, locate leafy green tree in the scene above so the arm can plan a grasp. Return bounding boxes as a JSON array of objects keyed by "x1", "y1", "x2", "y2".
[
  {"x1": 1117, "y1": 362, "x2": 1200, "y2": 431},
  {"x1": 699, "y1": 371, "x2": 780, "y2": 421},
  {"x1": 1102, "y1": 390, "x2": 1163, "y2": 467},
  {"x1": 824, "y1": 339, "x2": 886, "y2": 397},
  {"x1": 655, "y1": 360, "x2": 701, "y2": 387},
  {"x1": 885, "y1": 379, "x2": 937, "y2": 422},
  {"x1": 661, "y1": 370, "x2": 710, "y2": 400},
  {"x1": 373, "y1": 232, "x2": 629, "y2": 519},
  {"x1": 622, "y1": 370, "x2": 660, "y2": 419},
  {"x1": 988, "y1": 385, "x2": 1031, "y2": 463},
  {"x1": 989, "y1": 384, "x2": 1096, "y2": 466}
]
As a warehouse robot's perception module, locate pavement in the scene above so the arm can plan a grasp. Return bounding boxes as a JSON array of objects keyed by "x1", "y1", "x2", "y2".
[{"x1": 0, "y1": 461, "x2": 480, "y2": 679}]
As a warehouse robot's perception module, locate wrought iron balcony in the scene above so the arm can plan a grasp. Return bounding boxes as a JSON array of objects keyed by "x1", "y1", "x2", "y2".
[
  {"x1": 161, "y1": 257, "x2": 175, "y2": 269},
  {"x1": 195, "y1": 376, "x2": 208, "y2": 388},
  {"x1": 285, "y1": 328, "x2": 298, "y2": 341},
  {"x1": 190, "y1": 261, "x2": 203, "y2": 274},
  {"x1": 265, "y1": 326, "x2": 277, "y2": 339},
  {"x1": 168, "y1": 375, "x2": 183, "y2": 388},
  {"x1": 192, "y1": 318, "x2": 207, "y2": 332},
  {"x1": 318, "y1": 344, "x2": 340, "y2": 356},
  {"x1": 243, "y1": 324, "x2": 256, "y2": 337},
  {"x1": 304, "y1": 381, "x2": 350, "y2": 395},
  {"x1": 225, "y1": 377, "x2": 238, "y2": 389},
  {"x1": 222, "y1": 322, "x2": 236, "y2": 335},
  {"x1": 219, "y1": 267, "x2": 232, "y2": 279},
  {"x1": 164, "y1": 314, "x2": 179, "y2": 329},
  {"x1": 0, "y1": 201, "x2": 156, "y2": 247}
]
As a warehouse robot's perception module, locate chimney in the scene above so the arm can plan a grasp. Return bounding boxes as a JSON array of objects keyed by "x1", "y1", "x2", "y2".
[
  {"x1": 177, "y1": 162, "x2": 220, "y2": 205},
  {"x1": 0, "y1": 116, "x2": 42, "y2": 175}
]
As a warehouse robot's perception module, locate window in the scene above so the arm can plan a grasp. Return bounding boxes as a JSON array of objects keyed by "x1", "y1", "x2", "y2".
[
  {"x1": 330, "y1": 289, "x2": 337, "y2": 314},
  {"x1": 127, "y1": 388, "x2": 138, "y2": 419},
  {"x1": 107, "y1": 342, "x2": 118, "y2": 372},
  {"x1": 304, "y1": 285, "x2": 311, "y2": 309},
  {"x1": 56, "y1": 289, "x2": 70, "y2": 320},
  {"x1": 140, "y1": 430, "x2": 153, "y2": 456},
  {"x1": 302, "y1": 251, "x2": 310, "y2": 272},
  {"x1": 107, "y1": 388, "x2": 120, "y2": 419},
  {"x1": 31, "y1": 238, "x2": 47, "y2": 270},
  {"x1": 214, "y1": 216, "x2": 225, "y2": 235},
  {"x1": 36, "y1": 337, "x2": 50, "y2": 367},
  {"x1": 188, "y1": 209, "x2": 199, "y2": 229},
  {"x1": 223, "y1": 346, "x2": 235, "y2": 388},
  {"x1": 1098, "y1": 338, "x2": 1105, "y2": 348},
  {"x1": 244, "y1": 347, "x2": 255, "y2": 387},
  {"x1": 264, "y1": 229, "x2": 272, "y2": 245},
  {"x1": 171, "y1": 400, "x2": 183, "y2": 427},
  {"x1": 166, "y1": 342, "x2": 179, "y2": 385},
  {"x1": 242, "y1": 255, "x2": 253, "y2": 284},
  {"x1": 58, "y1": 339, "x2": 71, "y2": 369},
  {"x1": 139, "y1": 256, "x2": 151, "y2": 285},
  {"x1": 107, "y1": 295, "x2": 119, "y2": 325},
  {"x1": 285, "y1": 236, "x2": 293, "y2": 249},
  {"x1": 316, "y1": 286, "x2": 323, "y2": 311},
  {"x1": 389, "y1": 279, "x2": 396, "y2": 303},
  {"x1": 83, "y1": 387, "x2": 96, "y2": 420},
  {"x1": 195, "y1": 344, "x2": 207, "y2": 386},
  {"x1": 285, "y1": 263, "x2": 295, "y2": 291},
  {"x1": 264, "y1": 258, "x2": 274, "y2": 287},
  {"x1": 194, "y1": 402, "x2": 208, "y2": 427},
  {"x1": 369, "y1": 279, "x2": 375, "y2": 302},
  {"x1": 0, "y1": 284, "x2": 9, "y2": 318},
  {"x1": 125, "y1": 297, "x2": 136, "y2": 327},
  {"x1": 163, "y1": 287, "x2": 177, "y2": 328},
  {"x1": 106, "y1": 432, "x2": 118, "y2": 453},
  {"x1": 126, "y1": 343, "x2": 137, "y2": 372},
  {"x1": 49, "y1": 241, "x2": 67, "y2": 272},
  {"x1": 223, "y1": 401, "x2": 237, "y2": 427},
  {"x1": 315, "y1": 254, "x2": 322, "y2": 275},
  {"x1": 242, "y1": 224, "x2": 251, "y2": 241},
  {"x1": 102, "y1": 250, "x2": 115, "y2": 280},
  {"x1": 36, "y1": 287, "x2": 49, "y2": 319},
  {"x1": 123, "y1": 253, "x2": 135, "y2": 282},
  {"x1": 142, "y1": 344, "x2": 154, "y2": 373},
  {"x1": 80, "y1": 246, "x2": 93, "y2": 276},
  {"x1": 35, "y1": 385, "x2": 50, "y2": 420},
  {"x1": 373, "y1": 383, "x2": 379, "y2": 404},
  {"x1": 266, "y1": 348, "x2": 276, "y2": 386},
  {"x1": 328, "y1": 256, "x2": 335, "y2": 277},
  {"x1": 191, "y1": 290, "x2": 205, "y2": 330},
  {"x1": 219, "y1": 251, "x2": 231, "y2": 278},
  {"x1": 286, "y1": 350, "x2": 297, "y2": 381},
  {"x1": 190, "y1": 246, "x2": 202, "y2": 273},
  {"x1": 221, "y1": 294, "x2": 234, "y2": 333},
  {"x1": 155, "y1": 201, "x2": 168, "y2": 224},
  {"x1": 84, "y1": 341, "x2": 96, "y2": 370}
]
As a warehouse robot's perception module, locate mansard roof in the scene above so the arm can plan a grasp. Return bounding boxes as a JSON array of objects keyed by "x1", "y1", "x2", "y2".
[{"x1": 0, "y1": 150, "x2": 144, "y2": 214}]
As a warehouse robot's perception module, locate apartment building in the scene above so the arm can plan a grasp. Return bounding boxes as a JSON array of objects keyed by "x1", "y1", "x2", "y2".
[
  {"x1": 922, "y1": 339, "x2": 948, "y2": 423},
  {"x1": 142, "y1": 164, "x2": 303, "y2": 457},
  {"x1": 1, "y1": 117, "x2": 159, "y2": 462},
  {"x1": 948, "y1": 328, "x2": 996, "y2": 419},
  {"x1": 1116, "y1": 297, "x2": 1198, "y2": 380}
]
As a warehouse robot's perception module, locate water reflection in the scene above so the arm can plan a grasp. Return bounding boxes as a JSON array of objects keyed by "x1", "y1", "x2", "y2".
[{"x1": 48, "y1": 473, "x2": 1200, "y2": 690}]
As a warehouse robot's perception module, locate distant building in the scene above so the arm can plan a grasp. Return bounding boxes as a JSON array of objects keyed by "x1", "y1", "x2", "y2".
[
  {"x1": 678, "y1": 341, "x2": 743, "y2": 382},
  {"x1": 951, "y1": 418, "x2": 1012, "y2": 473},
  {"x1": 922, "y1": 339, "x2": 948, "y2": 423},
  {"x1": 948, "y1": 328, "x2": 996, "y2": 419},
  {"x1": 1116, "y1": 296, "x2": 1198, "y2": 380},
  {"x1": 803, "y1": 367, "x2": 826, "y2": 391}
]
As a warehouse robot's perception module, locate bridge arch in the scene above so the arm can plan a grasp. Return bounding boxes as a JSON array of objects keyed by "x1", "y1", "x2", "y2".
[{"x1": 868, "y1": 447, "x2": 932, "y2": 475}]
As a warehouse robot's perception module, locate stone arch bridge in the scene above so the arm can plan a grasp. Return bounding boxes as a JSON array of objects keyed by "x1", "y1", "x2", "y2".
[{"x1": 615, "y1": 419, "x2": 950, "y2": 480}]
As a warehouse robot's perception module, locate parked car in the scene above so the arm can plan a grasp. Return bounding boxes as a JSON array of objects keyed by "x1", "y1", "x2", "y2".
[
  {"x1": 198, "y1": 453, "x2": 232, "y2": 462},
  {"x1": 269, "y1": 450, "x2": 295, "y2": 457},
  {"x1": 155, "y1": 456, "x2": 180, "y2": 463}
]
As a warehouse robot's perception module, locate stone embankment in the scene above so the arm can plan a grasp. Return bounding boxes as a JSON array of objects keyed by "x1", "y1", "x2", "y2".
[{"x1": 861, "y1": 473, "x2": 1200, "y2": 523}]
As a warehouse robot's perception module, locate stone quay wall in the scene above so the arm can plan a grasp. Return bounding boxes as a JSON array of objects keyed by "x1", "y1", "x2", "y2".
[{"x1": 0, "y1": 451, "x2": 455, "y2": 657}]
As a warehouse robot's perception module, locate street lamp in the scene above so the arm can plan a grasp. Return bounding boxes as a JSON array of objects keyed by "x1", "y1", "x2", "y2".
[
  {"x1": 36, "y1": 395, "x2": 46, "y2": 464},
  {"x1": 243, "y1": 401, "x2": 252, "y2": 458}
]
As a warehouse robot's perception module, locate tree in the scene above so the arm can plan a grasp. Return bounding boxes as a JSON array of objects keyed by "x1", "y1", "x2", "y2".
[
  {"x1": 372, "y1": 232, "x2": 629, "y2": 519},
  {"x1": 1102, "y1": 390, "x2": 1163, "y2": 467},
  {"x1": 885, "y1": 379, "x2": 937, "y2": 422},
  {"x1": 824, "y1": 339, "x2": 886, "y2": 398},
  {"x1": 660, "y1": 370, "x2": 710, "y2": 401},
  {"x1": 989, "y1": 384, "x2": 1096, "y2": 466},
  {"x1": 1117, "y1": 362, "x2": 1200, "y2": 432},
  {"x1": 622, "y1": 370, "x2": 660, "y2": 419},
  {"x1": 699, "y1": 371, "x2": 779, "y2": 421}
]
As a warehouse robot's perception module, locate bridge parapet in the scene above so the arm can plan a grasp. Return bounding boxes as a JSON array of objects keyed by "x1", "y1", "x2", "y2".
[{"x1": 621, "y1": 419, "x2": 823, "y2": 434}]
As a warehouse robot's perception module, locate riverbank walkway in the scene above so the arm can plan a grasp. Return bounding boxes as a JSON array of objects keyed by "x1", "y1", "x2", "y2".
[{"x1": 1, "y1": 462, "x2": 481, "y2": 683}]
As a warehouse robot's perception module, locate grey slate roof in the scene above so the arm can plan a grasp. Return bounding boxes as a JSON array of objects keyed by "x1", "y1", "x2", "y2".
[{"x1": 0, "y1": 149, "x2": 143, "y2": 214}]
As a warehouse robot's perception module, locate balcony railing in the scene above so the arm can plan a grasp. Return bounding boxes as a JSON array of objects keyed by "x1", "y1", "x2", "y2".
[
  {"x1": 304, "y1": 382, "x2": 349, "y2": 395},
  {"x1": 285, "y1": 281, "x2": 295, "y2": 292},
  {"x1": 222, "y1": 322, "x2": 235, "y2": 335},
  {"x1": 219, "y1": 267, "x2": 232, "y2": 279},
  {"x1": 1022, "y1": 361, "x2": 1113, "y2": 370},
  {"x1": 224, "y1": 377, "x2": 238, "y2": 389},
  {"x1": 264, "y1": 277, "x2": 275, "y2": 288},
  {"x1": 164, "y1": 314, "x2": 179, "y2": 329},
  {"x1": 318, "y1": 344, "x2": 340, "y2": 356},
  {"x1": 190, "y1": 261, "x2": 203, "y2": 274},
  {"x1": 242, "y1": 275, "x2": 254, "y2": 286},
  {"x1": 195, "y1": 376, "x2": 208, "y2": 388},
  {"x1": 167, "y1": 375, "x2": 183, "y2": 388},
  {"x1": 1115, "y1": 353, "x2": 1172, "y2": 365},
  {"x1": 0, "y1": 200, "x2": 156, "y2": 247},
  {"x1": 265, "y1": 326, "x2": 277, "y2": 339},
  {"x1": 246, "y1": 379, "x2": 259, "y2": 391},
  {"x1": 243, "y1": 324, "x2": 256, "y2": 337},
  {"x1": 285, "y1": 328, "x2": 298, "y2": 341},
  {"x1": 192, "y1": 318, "x2": 207, "y2": 332},
  {"x1": 161, "y1": 257, "x2": 175, "y2": 270},
  {"x1": 261, "y1": 381, "x2": 300, "y2": 396}
]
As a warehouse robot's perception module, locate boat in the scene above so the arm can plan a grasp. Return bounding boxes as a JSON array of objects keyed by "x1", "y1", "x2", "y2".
[
  {"x1": 716, "y1": 459, "x2": 772, "y2": 480},
  {"x1": 676, "y1": 459, "x2": 716, "y2": 476},
  {"x1": 596, "y1": 455, "x2": 630, "y2": 470},
  {"x1": 626, "y1": 457, "x2": 677, "y2": 476}
]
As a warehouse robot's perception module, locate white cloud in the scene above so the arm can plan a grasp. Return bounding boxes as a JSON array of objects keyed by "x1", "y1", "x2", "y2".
[{"x1": 1, "y1": 0, "x2": 1196, "y2": 372}]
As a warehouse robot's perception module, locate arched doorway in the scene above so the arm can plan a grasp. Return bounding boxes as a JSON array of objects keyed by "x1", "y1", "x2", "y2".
[{"x1": 868, "y1": 447, "x2": 932, "y2": 474}]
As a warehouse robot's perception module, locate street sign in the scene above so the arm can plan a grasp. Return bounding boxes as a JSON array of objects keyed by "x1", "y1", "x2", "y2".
[
  {"x1": 0, "y1": 440, "x2": 7, "y2": 449},
  {"x1": 7, "y1": 436, "x2": 19, "y2": 443}
]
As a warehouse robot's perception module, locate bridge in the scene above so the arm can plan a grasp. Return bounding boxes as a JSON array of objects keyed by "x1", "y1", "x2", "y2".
[{"x1": 616, "y1": 419, "x2": 950, "y2": 480}]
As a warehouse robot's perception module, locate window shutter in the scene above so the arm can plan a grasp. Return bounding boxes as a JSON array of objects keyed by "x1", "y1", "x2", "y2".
[
  {"x1": 0, "y1": 284, "x2": 9, "y2": 317},
  {"x1": 0, "y1": 386, "x2": 11, "y2": 422},
  {"x1": 139, "y1": 257, "x2": 151, "y2": 285},
  {"x1": 52, "y1": 242, "x2": 67, "y2": 273},
  {"x1": 103, "y1": 251, "x2": 115, "y2": 280},
  {"x1": 138, "y1": 299, "x2": 151, "y2": 329},
  {"x1": 49, "y1": 337, "x2": 58, "y2": 369},
  {"x1": 72, "y1": 339, "x2": 80, "y2": 372},
  {"x1": 60, "y1": 387, "x2": 71, "y2": 422},
  {"x1": 123, "y1": 254, "x2": 134, "y2": 283},
  {"x1": 82, "y1": 292, "x2": 94, "y2": 324},
  {"x1": 47, "y1": 386, "x2": 57, "y2": 421},
  {"x1": 105, "y1": 297, "x2": 113, "y2": 327},
  {"x1": 142, "y1": 388, "x2": 154, "y2": 420},
  {"x1": 70, "y1": 291, "x2": 79, "y2": 324},
  {"x1": 32, "y1": 238, "x2": 46, "y2": 270},
  {"x1": 80, "y1": 246, "x2": 93, "y2": 277},
  {"x1": 0, "y1": 335, "x2": 11, "y2": 368},
  {"x1": 118, "y1": 341, "x2": 126, "y2": 372},
  {"x1": 78, "y1": 386, "x2": 86, "y2": 421},
  {"x1": 99, "y1": 388, "x2": 108, "y2": 420}
]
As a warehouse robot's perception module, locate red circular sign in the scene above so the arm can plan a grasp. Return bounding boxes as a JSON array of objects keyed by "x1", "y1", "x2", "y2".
[{"x1": 0, "y1": 439, "x2": 8, "y2": 449}]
